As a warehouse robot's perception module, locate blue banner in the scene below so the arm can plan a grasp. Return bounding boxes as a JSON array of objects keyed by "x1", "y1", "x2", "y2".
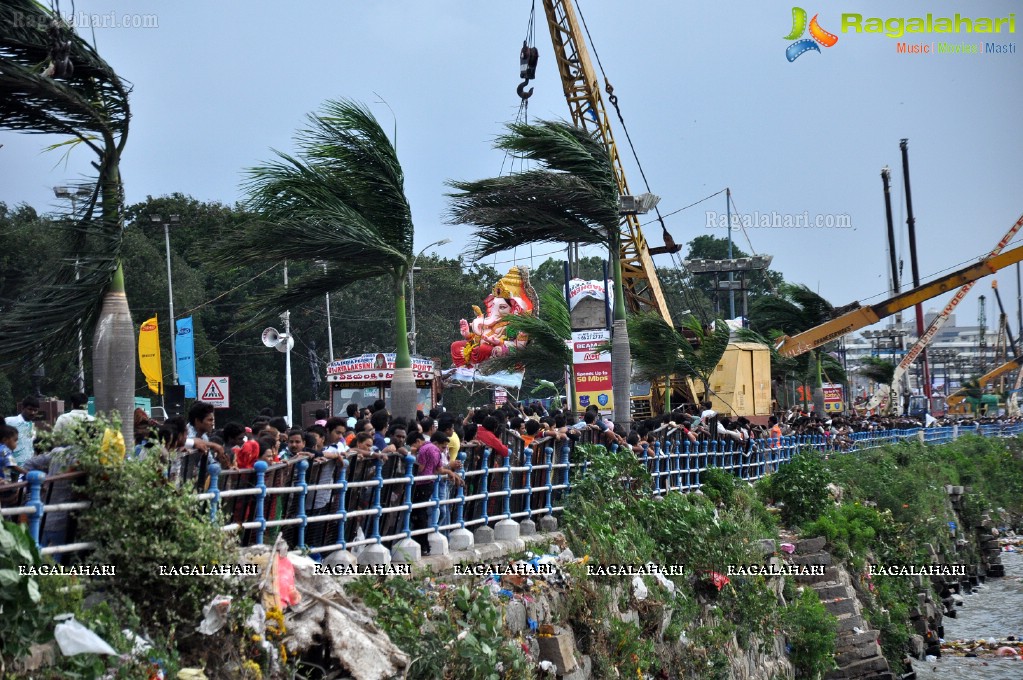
[{"x1": 175, "y1": 317, "x2": 197, "y2": 399}]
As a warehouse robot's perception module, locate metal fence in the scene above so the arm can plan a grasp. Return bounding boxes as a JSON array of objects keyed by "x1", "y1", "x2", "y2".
[{"x1": 4, "y1": 422, "x2": 1022, "y2": 561}]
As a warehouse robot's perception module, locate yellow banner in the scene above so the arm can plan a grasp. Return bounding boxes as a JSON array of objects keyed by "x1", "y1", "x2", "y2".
[{"x1": 139, "y1": 315, "x2": 163, "y2": 395}]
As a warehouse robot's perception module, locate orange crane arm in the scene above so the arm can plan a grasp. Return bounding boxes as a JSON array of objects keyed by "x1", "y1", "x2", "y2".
[
  {"x1": 541, "y1": 0, "x2": 671, "y2": 325},
  {"x1": 946, "y1": 356, "x2": 1023, "y2": 406},
  {"x1": 774, "y1": 243, "x2": 1023, "y2": 357}
]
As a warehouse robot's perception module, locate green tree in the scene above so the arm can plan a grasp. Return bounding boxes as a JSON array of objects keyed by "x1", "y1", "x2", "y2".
[
  {"x1": 0, "y1": 2, "x2": 134, "y2": 443},
  {"x1": 215, "y1": 99, "x2": 420, "y2": 421},
  {"x1": 685, "y1": 235, "x2": 783, "y2": 312},
  {"x1": 749, "y1": 284, "x2": 843, "y2": 411},
  {"x1": 448, "y1": 120, "x2": 633, "y2": 427}
]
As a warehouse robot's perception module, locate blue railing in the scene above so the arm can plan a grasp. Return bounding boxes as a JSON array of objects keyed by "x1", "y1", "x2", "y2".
[{"x1": 4, "y1": 423, "x2": 1022, "y2": 560}]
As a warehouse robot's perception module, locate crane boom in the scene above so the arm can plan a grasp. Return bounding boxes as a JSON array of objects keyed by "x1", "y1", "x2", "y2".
[
  {"x1": 541, "y1": 0, "x2": 671, "y2": 325},
  {"x1": 774, "y1": 242, "x2": 1023, "y2": 357},
  {"x1": 861, "y1": 213, "x2": 1023, "y2": 414}
]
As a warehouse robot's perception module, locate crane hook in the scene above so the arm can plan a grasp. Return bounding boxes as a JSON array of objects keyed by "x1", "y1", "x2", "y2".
[{"x1": 517, "y1": 80, "x2": 535, "y2": 100}]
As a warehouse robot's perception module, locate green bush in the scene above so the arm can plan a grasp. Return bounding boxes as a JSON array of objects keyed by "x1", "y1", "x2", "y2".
[
  {"x1": 782, "y1": 587, "x2": 837, "y2": 679},
  {"x1": 74, "y1": 420, "x2": 241, "y2": 644},
  {"x1": 0, "y1": 520, "x2": 50, "y2": 662},
  {"x1": 801, "y1": 503, "x2": 895, "y2": 561},
  {"x1": 761, "y1": 450, "x2": 832, "y2": 527},
  {"x1": 700, "y1": 467, "x2": 736, "y2": 507},
  {"x1": 347, "y1": 578, "x2": 531, "y2": 680}
]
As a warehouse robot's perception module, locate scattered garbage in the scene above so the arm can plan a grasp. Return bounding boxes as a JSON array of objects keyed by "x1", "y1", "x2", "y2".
[
  {"x1": 53, "y1": 615, "x2": 117, "y2": 656},
  {"x1": 780, "y1": 543, "x2": 795, "y2": 554},
  {"x1": 632, "y1": 576, "x2": 648, "y2": 601},
  {"x1": 196, "y1": 595, "x2": 232, "y2": 635}
]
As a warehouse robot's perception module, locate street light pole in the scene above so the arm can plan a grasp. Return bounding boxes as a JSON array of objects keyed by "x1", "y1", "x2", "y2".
[
  {"x1": 408, "y1": 238, "x2": 450, "y2": 356},
  {"x1": 151, "y1": 214, "x2": 181, "y2": 387},
  {"x1": 284, "y1": 262, "x2": 293, "y2": 427},
  {"x1": 54, "y1": 185, "x2": 91, "y2": 393}
]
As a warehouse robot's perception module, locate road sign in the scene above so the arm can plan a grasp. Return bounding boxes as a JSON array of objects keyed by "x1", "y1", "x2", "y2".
[{"x1": 197, "y1": 376, "x2": 230, "y2": 408}]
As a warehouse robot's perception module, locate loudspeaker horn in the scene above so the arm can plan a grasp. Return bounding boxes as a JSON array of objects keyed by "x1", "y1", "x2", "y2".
[
  {"x1": 261, "y1": 327, "x2": 280, "y2": 348},
  {"x1": 275, "y1": 334, "x2": 295, "y2": 353}
]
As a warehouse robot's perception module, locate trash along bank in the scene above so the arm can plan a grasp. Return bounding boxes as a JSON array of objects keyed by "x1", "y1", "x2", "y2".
[{"x1": 6, "y1": 430, "x2": 1023, "y2": 679}]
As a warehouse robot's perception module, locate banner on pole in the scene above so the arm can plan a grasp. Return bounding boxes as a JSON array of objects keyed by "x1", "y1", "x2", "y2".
[
  {"x1": 175, "y1": 316, "x2": 197, "y2": 399},
  {"x1": 572, "y1": 329, "x2": 612, "y2": 413},
  {"x1": 138, "y1": 315, "x2": 163, "y2": 395}
]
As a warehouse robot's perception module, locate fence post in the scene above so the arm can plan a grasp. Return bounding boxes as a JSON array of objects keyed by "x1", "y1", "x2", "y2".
[
  {"x1": 207, "y1": 463, "x2": 221, "y2": 523},
  {"x1": 540, "y1": 445, "x2": 558, "y2": 532},
  {"x1": 652, "y1": 440, "x2": 663, "y2": 495},
  {"x1": 253, "y1": 460, "x2": 268, "y2": 545},
  {"x1": 474, "y1": 448, "x2": 495, "y2": 544},
  {"x1": 521, "y1": 446, "x2": 536, "y2": 535},
  {"x1": 561, "y1": 443, "x2": 572, "y2": 495},
  {"x1": 335, "y1": 457, "x2": 350, "y2": 549},
  {"x1": 360, "y1": 457, "x2": 391, "y2": 565},
  {"x1": 295, "y1": 459, "x2": 309, "y2": 550},
  {"x1": 495, "y1": 449, "x2": 520, "y2": 541},
  {"x1": 449, "y1": 451, "x2": 474, "y2": 550},
  {"x1": 26, "y1": 470, "x2": 45, "y2": 548},
  {"x1": 392, "y1": 453, "x2": 421, "y2": 563}
]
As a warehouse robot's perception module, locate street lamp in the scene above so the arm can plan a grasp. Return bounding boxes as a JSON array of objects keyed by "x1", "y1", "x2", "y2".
[
  {"x1": 408, "y1": 238, "x2": 450, "y2": 356},
  {"x1": 151, "y1": 214, "x2": 181, "y2": 388},
  {"x1": 54, "y1": 185, "x2": 91, "y2": 393}
]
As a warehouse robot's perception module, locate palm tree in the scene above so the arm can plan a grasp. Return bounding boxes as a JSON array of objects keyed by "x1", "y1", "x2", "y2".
[
  {"x1": 448, "y1": 120, "x2": 633, "y2": 428},
  {"x1": 215, "y1": 99, "x2": 419, "y2": 420},
  {"x1": 623, "y1": 312, "x2": 728, "y2": 413},
  {"x1": 481, "y1": 285, "x2": 572, "y2": 374},
  {"x1": 676, "y1": 317, "x2": 732, "y2": 407},
  {"x1": 750, "y1": 283, "x2": 839, "y2": 413},
  {"x1": 0, "y1": 2, "x2": 133, "y2": 444}
]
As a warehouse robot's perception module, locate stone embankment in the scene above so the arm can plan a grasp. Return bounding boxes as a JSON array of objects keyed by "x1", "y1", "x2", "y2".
[{"x1": 781, "y1": 536, "x2": 893, "y2": 680}]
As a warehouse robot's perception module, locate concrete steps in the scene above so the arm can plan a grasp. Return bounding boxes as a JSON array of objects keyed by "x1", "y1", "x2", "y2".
[{"x1": 785, "y1": 537, "x2": 892, "y2": 680}]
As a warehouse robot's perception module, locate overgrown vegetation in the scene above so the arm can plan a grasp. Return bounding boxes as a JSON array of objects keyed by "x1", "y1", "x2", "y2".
[
  {"x1": 0, "y1": 418, "x2": 281, "y2": 679},
  {"x1": 759, "y1": 449, "x2": 832, "y2": 526},
  {"x1": 559, "y1": 446, "x2": 790, "y2": 676},
  {"x1": 346, "y1": 576, "x2": 532, "y2": 680},
  {"x1": 781, "y1": 588, "x2": 837, "y2": 678}
]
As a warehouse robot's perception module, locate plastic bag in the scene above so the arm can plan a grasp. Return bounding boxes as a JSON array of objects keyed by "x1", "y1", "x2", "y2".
[
  {"x1": 53, "y1": 615, "x2": 117, "y2": 656},
  {"x1": 197, "y1": 595, "x2": 232, "y2": 635},
  {"x1": 275, "y1": 554, "x2": 300, "y2": 608}
]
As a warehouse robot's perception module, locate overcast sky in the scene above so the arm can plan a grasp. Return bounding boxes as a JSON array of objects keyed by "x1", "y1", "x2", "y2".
[{"x1": 2, "y1": 0, "x2": 1021, "y2": 336}]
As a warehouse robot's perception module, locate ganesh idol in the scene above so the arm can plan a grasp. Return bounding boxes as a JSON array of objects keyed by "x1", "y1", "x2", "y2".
[{"x1": 451, "y1": 266, "x2": 537, "y2": 369}]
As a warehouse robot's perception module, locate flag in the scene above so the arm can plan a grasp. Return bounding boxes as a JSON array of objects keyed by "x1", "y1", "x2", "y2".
[
  {"x1": 138, "y1": 315, "x2": 163, "y2": 395},
  {"x1": 176, "y1": 316, "x2": 197, "y2": 399}
]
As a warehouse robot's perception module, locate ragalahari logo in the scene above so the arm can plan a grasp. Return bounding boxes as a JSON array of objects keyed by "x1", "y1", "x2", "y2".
[{"x1": 784, "y1": 7, "x2": 839, "y2": 61}]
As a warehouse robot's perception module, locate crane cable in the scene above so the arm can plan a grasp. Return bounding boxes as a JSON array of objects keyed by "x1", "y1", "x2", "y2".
[
  {"x1": 573, "y1": 1, "x2": 675, "y2": 249},
  {"x1": 574, "y1": 1, "x2": 712, "y2": 324}
]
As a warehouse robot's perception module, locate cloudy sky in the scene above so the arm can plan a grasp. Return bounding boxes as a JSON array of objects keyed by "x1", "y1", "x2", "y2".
[{"x1": 2, "y1": 0, "x2": 1021, "y2": 335}]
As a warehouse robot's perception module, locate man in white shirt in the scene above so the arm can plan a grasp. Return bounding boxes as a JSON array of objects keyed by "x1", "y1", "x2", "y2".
[
  {"x1": 5, "y1": 396, "x2": 39, "y2": 466},
  {"x1": 53, "y1": 393, "x2": 94, "y2": 438}
]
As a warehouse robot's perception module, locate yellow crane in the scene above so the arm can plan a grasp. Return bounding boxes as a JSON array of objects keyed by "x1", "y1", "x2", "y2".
[
  {"x1": 538, "y1": 1, "x2": 772, "y2": 421},
  {"x1": 540, "y1": 0, "x2": 673, "y2": 321},
  {"x1": 774, "y1": 243, "x2": 1023, "y2": 360}
]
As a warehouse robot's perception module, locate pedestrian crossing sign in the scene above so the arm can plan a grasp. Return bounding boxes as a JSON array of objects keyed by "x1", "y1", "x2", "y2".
[{"x1": 197, "y1": 376, "x2": 230, "y2": 408}]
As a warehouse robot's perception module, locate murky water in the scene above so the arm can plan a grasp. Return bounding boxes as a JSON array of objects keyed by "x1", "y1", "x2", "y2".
[{"x1": 912, "y1": 550, "x2": 1023, "y2": 679}]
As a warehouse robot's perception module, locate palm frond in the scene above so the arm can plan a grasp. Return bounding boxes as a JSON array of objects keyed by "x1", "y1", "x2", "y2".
[
  {"x1": 0, "y1": 2, "x2": 130, "y2": 367},
  {"x1": 483, "y1": 286, "x2": 572, "y2": 375},
  {"x1": 857, "y1": 356, "x2": 896, "y2": 385},
  {"x1": 0, "y1": 1, "x2": 131, "y2": 142},
  {"x1": 625, "y1": 312, "x2": 683, "y2": 382},
  {"x1": 678, "y1": 316, "x2": 731, "y2": 379},
  {"x1": 447, "y1": 120, "x2": 620, "y2": 262},
  {"x1": 497, "y1": 120, "x2": 618, "y2": 203}
]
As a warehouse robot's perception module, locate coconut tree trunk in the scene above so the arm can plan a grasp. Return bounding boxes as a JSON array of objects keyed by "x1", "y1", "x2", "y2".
[
  {"x1": 92, "y1": 264, "x2": 135, "y2": 446},
  {"x1": 610, "y1": 237, "x2": 632, "y2": 432},
  {"x1": 390, "y1": 273, "x2": 418, "y2": 422},
  {"x1": 812, "y1": 351, "x2": 826, "y2": 414}
]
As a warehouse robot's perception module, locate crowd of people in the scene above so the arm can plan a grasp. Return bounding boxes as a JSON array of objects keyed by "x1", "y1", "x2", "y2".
[{"x1": 6, "y1": 391, "x2": 1023, "y2": 556}]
